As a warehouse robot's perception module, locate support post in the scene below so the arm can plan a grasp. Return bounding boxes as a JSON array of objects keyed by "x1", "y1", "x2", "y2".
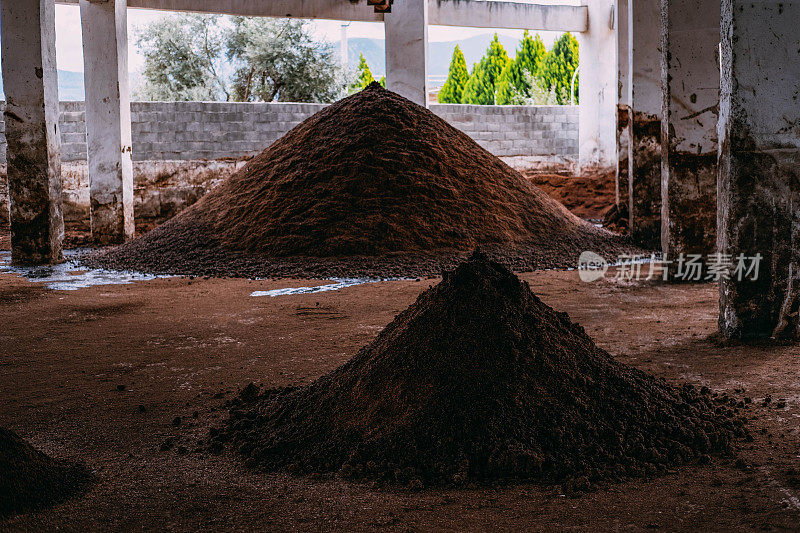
[
  {"x1": 384, "y1": 0, "x2": 429, "y2": 107},
  {"x1": 660, "y1": 0, "x2": 719, "y2": 262},
  {"x1": 616, "y1": 0, "x2": 632, "y2": 208},
  {"x1": 718, "y1": 0, "x2": 800, "y2": 340},
  {"x1": 80, "y1": 0, "x2": 135, "y2": 244},
  {"x1": 578, "y1": 0, "x2": 617, "y2": 171},
  {"x1": 340, "y1": 23, "x2": 349, "y2": 70},
  {"x1": 0, "y1": 0, "x2": 64, "y2": 264},
  {"x1": 627, "y1": 0, "x2": 663, "y2": 248}
]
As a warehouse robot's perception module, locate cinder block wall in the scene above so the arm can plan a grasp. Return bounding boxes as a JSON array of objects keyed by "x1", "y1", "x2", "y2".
[
  {"x1": 58, "y1": 101, "x2": 89, "y2": 161},
  {"x1": 0, "y1": 101, "x2": 579, "y2": 163},
  {"x1": 128, "y1": 102, "x2": 330, "y2": 161},
  {"x1": 429, "y1": 104, "x2": 579, "y2": 158}
]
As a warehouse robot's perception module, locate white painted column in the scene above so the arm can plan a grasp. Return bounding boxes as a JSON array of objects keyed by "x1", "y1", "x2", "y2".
[
  {"x1": 384, "y1": 0, "x2": 429, "y2": 107},
  {"x1": 578, "y1": 0, "x2": 617, "y2": 170},
  {"x1": 627, "y1": 0, "x2": 663, "y2": 247},
  {"x1": 630, "y1": 0, "x2": 661, "y2": 115},
  {"x1": 616, "y1": 0, "x2": 632, "y2": 207},
  {"x1": 718, "y1": 0, "x2": 800, "y2": 340},
  {"x1": 340, "y1": 23, "x2": 349, "y2": 70},
  {"x1": 0, "y1": 0, "x2": 64, "y2": 265},
  {"x1": 660, "y1": 0, "x2": 719, "y2": 259},
  {"x1": 80, "y1": 0, "x2": 135, "y2": 244},
  {"x1": 617, "y1": 0, "x2": 631, "y2": 107}
]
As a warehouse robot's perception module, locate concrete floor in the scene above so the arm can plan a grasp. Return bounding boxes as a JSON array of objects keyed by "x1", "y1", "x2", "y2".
[{"x1": 1, "y1": 238, "x2": 800, "y2": 531}]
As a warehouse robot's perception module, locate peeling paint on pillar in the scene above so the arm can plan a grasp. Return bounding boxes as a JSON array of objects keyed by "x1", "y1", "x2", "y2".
[
  {"x1": 662, "y1": 151, "x2": 717, "y2": 259},
  {"x1": 616, "y1": 105, "x2": 632, "y2": 208},
  {"x1": 0, "y1": 168, "x2": 9, "y2": 227},
  {"x1": 616, "y1": 0, "x2": 631, "y2": 208},
  {"x1": 628, "y1": 0, "x2": 663, "y2": 249},
  {"x1": 718, "y1": 0, "x2": 800, "y2": 341},
  {"x1": 81, "y1": 0, "x2": 135, "y2": 245},
  {"x1": 660, "y1": 0, "x2": 719, "y2": 262},
  {"x1": 0, "y1": 0, "x2": 64, "y2": 265},
  {"x1": 629, "y1": 112, "x2": 662, "y2": 248}
]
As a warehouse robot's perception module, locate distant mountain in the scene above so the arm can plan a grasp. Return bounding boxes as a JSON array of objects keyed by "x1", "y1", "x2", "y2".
[
  {"x1": 54, "y1": 70, "x2": 85, "y2": 100},
  {"x1": 346, "y1": 38, "x2": 387, "y2": 79},
  {"x1": 0, "y1": 69, "x2": 85, "y2": 101},
  {"x1": 432, "y1": 34, "x2": 524, "y2": 77},
  {"x1": 345, "y1": 33, "x2": 524, "y2": 85}
]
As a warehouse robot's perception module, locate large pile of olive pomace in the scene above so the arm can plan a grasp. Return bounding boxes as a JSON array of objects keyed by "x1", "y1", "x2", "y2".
[
  {"x1": 210, "y1": 253, "x2": 747, "y2": 488},
  {"x1": 0, "y1": 427, "x2": 91, "y2": 517},
  {"x1": 90, "y1": 83, "x2": 633, "y2": 279}
]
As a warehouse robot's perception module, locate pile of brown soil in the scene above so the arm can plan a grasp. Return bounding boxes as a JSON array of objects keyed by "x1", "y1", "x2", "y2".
[
  {"x1": 210, "y1": 253, "x2": 746, "y2": 489},
  {"x1": 0, "y1": 427, "x2": 91, "y2": 517},
  {"x1": 524, "y1": 170, "x2": 617, "y2": 222},
  {"x1": 89, "y1": 84, "x2": 633, "y2": 279}
]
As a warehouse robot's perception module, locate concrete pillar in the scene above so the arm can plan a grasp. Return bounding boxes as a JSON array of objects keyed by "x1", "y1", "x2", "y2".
[
  {"x1": 340, "y1": 23, "x2": 349, "y2": 70},
  {"x1": 660, "y1": 0, "x2": 719, "y2": 260},
  {"x1": 627, "y1": 0, "x2": 662, "y2": 248},
  {"x1": 0, "y1": 0, "x2": 64, "y2": 264},
  {"x1": 718, "y1": 0, "x2": 800, "y2": 341},
  {"x1": 80, "y1": 0, "x2": 135, "y2": 244},
  {"x1": 578, "y1": 0, "x2": 617, "y2": 171},
  {"x1": 384, "y1": 0, "x2": 429, "y2": 107},
  {"x1": 616, "y1": 0, "x2": 632, "y2": 208}
]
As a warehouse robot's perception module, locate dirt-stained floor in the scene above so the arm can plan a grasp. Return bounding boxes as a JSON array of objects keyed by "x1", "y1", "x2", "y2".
[{"x1": 1, "y1": 239, "x2": 800, "y2": 530}]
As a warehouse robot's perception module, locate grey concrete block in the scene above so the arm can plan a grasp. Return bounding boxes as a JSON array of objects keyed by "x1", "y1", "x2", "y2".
[
  {"x1": 136, "y1": 112, "x2": 159, "y2": 124},
  {"x1": 59, "y1": 122, "x2": 81, "y2": 134},
  {"x1": 60, "y1": 111, "x2": 85, "y2": 123},
  {"x1": 472, "y1": 132, "x2": 494, "y2": 141},
  {"x1": 62, "y1": 132, "x2": 86, "y2": 144},
  {"x1": 60, "y1": 101, "x2": 85, "y2": 113}
]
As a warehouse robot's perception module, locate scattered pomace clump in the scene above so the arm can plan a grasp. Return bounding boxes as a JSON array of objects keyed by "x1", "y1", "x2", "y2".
[
  {"x1": 0, "y1": 427, "x2": 92, "y2": 517},
  {"x1": 90, "y1": 83, "x2": 634, "y2": 279},
  {"x1": 210, "y1": 253, "x2": 747, "y2": 489}
]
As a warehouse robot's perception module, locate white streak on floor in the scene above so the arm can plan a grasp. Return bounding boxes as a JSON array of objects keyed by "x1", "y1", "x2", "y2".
[
  {"x1": 761, "y1": 466, "x2": 800, "y2": 513},
  {"x1": 0, "y1": 250, "x2": 169, "y2": 291},
  {"x1": 250, "y1": 278, "x2": 395, "y2": 297}
]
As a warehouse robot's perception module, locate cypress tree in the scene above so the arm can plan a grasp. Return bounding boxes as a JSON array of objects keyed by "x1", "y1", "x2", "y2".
[
  {"x1": 351, "y1": 53, "x2": 376, "y2": 92},
  {"x1": 461, "y1": 34, "x2": 511, "y2": 105},
  {"x1": 437, "y1": 45, "x2": 469, "y2": 103},
  {"x1": 496, "y1": 31, "x2": 547, "y2": 105},
  {"x1": 539, "y1": 32, "x2": 579, "y2": 104}
]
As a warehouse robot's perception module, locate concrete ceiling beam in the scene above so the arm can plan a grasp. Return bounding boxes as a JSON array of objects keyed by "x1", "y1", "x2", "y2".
[{"x1": 54, "y1": 0, "x2": 588, "y2": 32}]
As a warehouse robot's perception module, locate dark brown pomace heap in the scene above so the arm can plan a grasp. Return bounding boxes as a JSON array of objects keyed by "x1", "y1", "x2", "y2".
[
  {"x1": 0, "y1": 427, "x2": 91, "y2": 517},
  {"x1": 90, "y1": 83, "x2": 633, "y2": 279},
  {"x1": 211, "y1": 253, "x2": 747, "y2": 489}
]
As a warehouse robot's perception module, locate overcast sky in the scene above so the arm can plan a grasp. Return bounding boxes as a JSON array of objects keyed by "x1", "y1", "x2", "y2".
[{"x1": 46, "y1": 3, "x2": 569, "y2": 73}]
